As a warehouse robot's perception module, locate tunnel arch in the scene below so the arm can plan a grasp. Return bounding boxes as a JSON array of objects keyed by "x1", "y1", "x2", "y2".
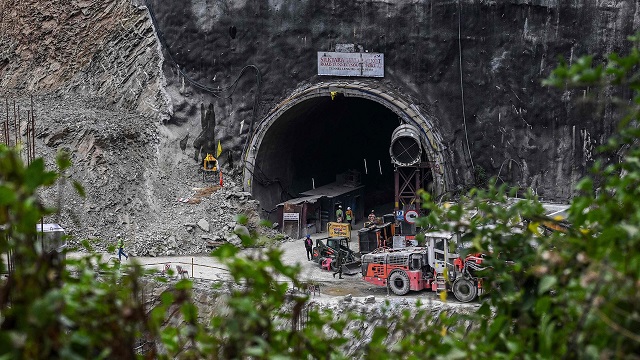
[{"x1": 243, "y1": 80, "x2": 452, "y2": 216}]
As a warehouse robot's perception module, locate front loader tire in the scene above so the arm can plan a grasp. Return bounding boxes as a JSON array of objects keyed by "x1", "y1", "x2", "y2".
[
  {"x1": 388, "y1": 270, "x2": 410, "y2": 295},
  {"x1": 330, "y1": 258, "x2": 339, "y2": 272},
  {"x1": 452, "y1": 278, "x2": 477, "y2": 303}
]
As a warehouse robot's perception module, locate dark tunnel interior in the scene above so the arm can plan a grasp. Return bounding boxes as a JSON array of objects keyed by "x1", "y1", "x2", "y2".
[{"x1": 253, "y1": 95, "x2": 403, "y2": 217}]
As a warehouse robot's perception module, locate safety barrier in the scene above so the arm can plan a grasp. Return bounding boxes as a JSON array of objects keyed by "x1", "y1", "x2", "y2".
[
  {"x1": 138, "y1": 258, "x2": 323, "y2": 297},
  {"x1": 136, "y1": 258, "x2": 229, "y2": 280}
]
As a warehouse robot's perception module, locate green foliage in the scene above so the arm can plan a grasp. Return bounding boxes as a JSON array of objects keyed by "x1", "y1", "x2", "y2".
[
  {"x1": 0, "y1": 144, "x2": 350, "y2": 359},
  {"x1": 191, "y1": 243, "x2": 348, "y2": 359},
  {"x1": 474, "y1": 165, "x2": 488, "y2": 186},
  {"x1": 0, "y1": 146, "x2": 164, "y2": 359}
]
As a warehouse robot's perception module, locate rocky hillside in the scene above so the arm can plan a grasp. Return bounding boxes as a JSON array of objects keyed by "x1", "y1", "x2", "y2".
[
  {"x1": 1, "y1": 0, "x2": 274, "y2": 255},
  {"x1": 0, "y1": 0, "x2": 169, "y2": 117}
]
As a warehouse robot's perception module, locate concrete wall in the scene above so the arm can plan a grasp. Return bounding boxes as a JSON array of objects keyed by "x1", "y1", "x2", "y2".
[{"x1": 146, "y1": 0, "x2": 638, "y2": 202}]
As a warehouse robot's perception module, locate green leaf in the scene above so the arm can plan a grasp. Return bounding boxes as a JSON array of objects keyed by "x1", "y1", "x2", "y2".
[
  {"x1": 538, "y1": 275, "x2": 557, "y2": 295},
  {"x1": 72, "y1": 181, "x2": 86, "y2": 198},
  {"x1": 236, "y1": 214, "x2": 248, "y2": 225},
  {"x1": 24, "y1": 158, "x2": 54, "y2": 190},
  {"x1": 488, "y1": 315, "x2": 508, "y2": 341},
  {"x1": 575, "y1": 177, "x2": 593, "y2": 192},
  {"x1": 56, "y1": 150, "x2": 72, "y2": 171},
  {"x1": 476, "y1": 302, "x2": 491, "y2": 317},
  {"x1": 212, "y1": 243, "x2": 239, "y2": 259},
  {"x1": 535, "y1": 296, "x2": 552, "y2": 315},
  {"x1": 161, "y1": 291, "x2": 174, "y2": 306},
  {"x1": 370, "y1": 326, "x2": 387, "y2": 345},
  {"x1": 0, "y1": 186, "x2": 16, "y2": 205}
]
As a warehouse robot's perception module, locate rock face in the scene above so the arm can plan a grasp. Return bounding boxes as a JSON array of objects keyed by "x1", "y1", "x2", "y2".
[
  {"x1": 146, "y1": 0, "x2": 639, "y2": 201},
  {"x1": 1, "y1": 0, "x2": 281, "y2": 253},
  {"x1": 0, "y1": 0, "x2": 170, "y2": 118},
  {"x1": 1, "y1": 0, "x2": 637, "y2": 253}
]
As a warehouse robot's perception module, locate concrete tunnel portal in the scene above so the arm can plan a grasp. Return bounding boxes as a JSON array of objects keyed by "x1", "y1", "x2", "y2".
[{"x1": 243, "y1": 81, "x2": 451, "y2": 223}]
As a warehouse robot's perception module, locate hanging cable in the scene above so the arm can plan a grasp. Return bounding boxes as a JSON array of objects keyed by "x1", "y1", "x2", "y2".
[
  {"x1": 496, "y1": 158, "x2": 523, "y2": 185},
  {"x1": 458, "y1": 0, "x2": 475, "y2": 174}
]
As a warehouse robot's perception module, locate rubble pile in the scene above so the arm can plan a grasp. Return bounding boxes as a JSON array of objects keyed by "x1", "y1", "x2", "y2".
[{"x1": 14, "y1": 93, "x2": 281, "y2": 257}]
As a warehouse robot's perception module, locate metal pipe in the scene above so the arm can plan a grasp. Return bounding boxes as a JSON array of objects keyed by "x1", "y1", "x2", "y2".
[
  {"x1": 31, "y1": 94, "x2": 35, "y2": 160},
  {"x1": 3, "y1": 98, "x2": 7, "y2": 146},
  {"x1": 17, "y1": 108, "x2": 21, "y2": 148},
  {"x1": 13, "y1": 101, "x2": 17, "y2": 146},
  {"x1": 25, "y1": 119, "x2": 30, "y2": 163},
  {"x1": 26, "y1": 110, "x2": 30, "y2": 163}
]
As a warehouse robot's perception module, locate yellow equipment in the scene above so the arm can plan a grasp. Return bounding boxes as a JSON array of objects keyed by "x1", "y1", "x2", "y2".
[
  {"x1": 203, "y1": 153, "x2": 217, "y2": 171},
  {"x1": 202, "y1": 154, "x2": 218, "y2": 182}
]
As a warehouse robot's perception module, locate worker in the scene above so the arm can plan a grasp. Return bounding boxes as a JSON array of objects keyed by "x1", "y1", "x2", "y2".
[
  {"x1": 368, "y1": 210, "x2": 376, "y2": 225},
  {"x1": 116, "y1": 234, "x2": 129, "y2": 261},
  {"x1": 332, "y1": 252, "x2": 343, "y2": 279},
  {"x1": 345, "y1": 207, "x2": 353, "y2": 225},
  {"x1": 336, "y1": 205, "x2": 344, "y2": 222},
  {"x1": 304, "y1": 234, "x2": 313, "y2": 261}
]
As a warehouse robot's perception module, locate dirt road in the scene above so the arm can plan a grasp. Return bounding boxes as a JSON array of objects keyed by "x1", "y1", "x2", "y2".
[{"x1": 75, "y1": 232, "x2": 447, "y2": 302}]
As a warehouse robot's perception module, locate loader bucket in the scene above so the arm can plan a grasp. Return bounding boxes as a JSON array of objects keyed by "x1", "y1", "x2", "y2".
[{"x1": 341, "y1": 261, "x2": 362, "y2": 276}]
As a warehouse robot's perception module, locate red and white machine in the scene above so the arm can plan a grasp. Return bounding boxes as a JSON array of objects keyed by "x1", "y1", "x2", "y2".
[{"x1": 360, "y1": 231, "x2": 486, "y2": 302}]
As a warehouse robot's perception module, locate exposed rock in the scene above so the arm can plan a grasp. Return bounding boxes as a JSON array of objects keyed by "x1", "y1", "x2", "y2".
[
  {"x1": 226, "y1": 234, "x2": 242, "y2": 247},
  {"x1": 167, "y1": 235, "x2": 177, "y2": 249},
  {"x1": 197, "y1": 219, "x2": 210, "y2": 232},
  {"x1": 233, "y1": 225, "x2": 250, "y2": 239}
]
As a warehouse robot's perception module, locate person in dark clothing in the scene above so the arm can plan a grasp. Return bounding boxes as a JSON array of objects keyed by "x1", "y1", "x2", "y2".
[
  {"x1": 332, "y1": 252, "x2": 343, "y2": 279},
  {"x1": 304, "y1": 234, "x2": 313, "y2": 261}
]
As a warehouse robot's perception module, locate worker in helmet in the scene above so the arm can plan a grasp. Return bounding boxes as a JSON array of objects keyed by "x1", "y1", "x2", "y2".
[
  {"x1": 336, "y1": 205, "x2": 344, "y2": 223},
  {"x1": 345, "y1": 206, "x2": 353, "y2": 226},
  {"x1": 116, "y1": 234, "x2": 129, "y2": 261},
  {"x1": 368, "y1": 210, "x2": 376, "y2": 226}
]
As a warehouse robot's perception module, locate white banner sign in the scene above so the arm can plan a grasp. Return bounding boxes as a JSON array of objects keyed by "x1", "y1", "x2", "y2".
[
  {"x1": 283, "y1": 212, "x2": 300, "y2": 221},
  {"x1": 317, "y1": 52, "x2": 384, "y2": 77}
]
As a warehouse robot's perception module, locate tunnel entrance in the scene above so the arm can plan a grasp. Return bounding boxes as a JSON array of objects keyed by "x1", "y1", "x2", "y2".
[
  {"x1": 254, "y1": 96, "x2": 398, "y2": 216},
  {"x1": 244, "y1": 81, "x2": 451, "y2": 223}
]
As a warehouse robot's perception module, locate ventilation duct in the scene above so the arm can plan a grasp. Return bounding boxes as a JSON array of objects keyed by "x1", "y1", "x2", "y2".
[{"x1": 389, "y1": 124, "x2": 422, "y2": 166}]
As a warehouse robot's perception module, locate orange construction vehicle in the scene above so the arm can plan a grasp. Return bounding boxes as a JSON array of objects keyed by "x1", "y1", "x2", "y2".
[{"x1": 360, "y1": 231, "x2": 486, "y2": 302}]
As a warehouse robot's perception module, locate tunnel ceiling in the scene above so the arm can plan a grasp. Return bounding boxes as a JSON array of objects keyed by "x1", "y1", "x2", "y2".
[{"x1": 254, "y1": 95, "x2": 402, "y2": 211}]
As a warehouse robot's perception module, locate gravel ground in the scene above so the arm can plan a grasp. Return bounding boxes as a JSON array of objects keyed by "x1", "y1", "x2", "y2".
[{"x1": 74, "y1": 230, "x2": 477, "y2": 308}]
